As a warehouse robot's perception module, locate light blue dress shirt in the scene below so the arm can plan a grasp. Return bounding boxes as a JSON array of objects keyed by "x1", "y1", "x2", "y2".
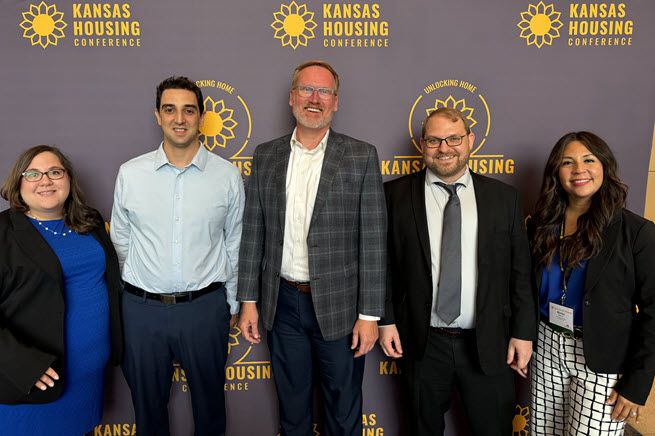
[{"x1": 110, "y1": 144, "x2": 245, "y2": 314}]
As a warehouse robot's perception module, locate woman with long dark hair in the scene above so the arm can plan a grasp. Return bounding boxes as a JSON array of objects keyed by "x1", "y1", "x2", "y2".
[
  {"x1": 529, "y1": 131, "x2": 655, "y2": 435},
  {"x1": 0, "y1": 145, "x2": 122, "y2": 435}
]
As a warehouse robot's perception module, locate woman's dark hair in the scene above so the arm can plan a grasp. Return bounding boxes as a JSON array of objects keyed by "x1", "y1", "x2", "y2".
[
  {"x1": 531, "y1": 131, "x2": 627, "y2": 266},
  {"x1": 1, "y1": 145, "x2": 100, "y2": 233}
]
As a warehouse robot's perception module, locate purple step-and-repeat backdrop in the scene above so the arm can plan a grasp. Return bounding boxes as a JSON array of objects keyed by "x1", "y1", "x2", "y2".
[{"x1": 2, "y1": 0, "x2": 654, "y2": 434}]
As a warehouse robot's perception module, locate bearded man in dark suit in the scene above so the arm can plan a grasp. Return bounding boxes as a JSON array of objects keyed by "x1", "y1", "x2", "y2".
[{"x1": 379, "y1": 107, "x2": 537, "y2": 435}]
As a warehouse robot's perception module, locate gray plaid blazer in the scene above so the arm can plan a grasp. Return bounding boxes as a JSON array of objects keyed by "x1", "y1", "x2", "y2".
[{"x1": 237, "y1": 130, "x2": 386, "y2": 340}]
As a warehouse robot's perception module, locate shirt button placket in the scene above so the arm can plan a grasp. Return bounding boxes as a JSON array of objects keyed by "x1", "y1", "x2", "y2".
[{"x1": 173, "y1": 172, "x2": 183, "y2": 287}]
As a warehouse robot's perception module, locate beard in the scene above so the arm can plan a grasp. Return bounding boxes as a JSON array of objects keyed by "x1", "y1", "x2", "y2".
[
  {"x1": 425, "y1": 152, "x2": 469, "y2": 180},
  {"x1": 292, "y1": 104, "x2": 334, "y2": 130}
]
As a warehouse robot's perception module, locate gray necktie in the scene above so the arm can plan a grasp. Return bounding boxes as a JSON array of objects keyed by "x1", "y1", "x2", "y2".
[{"x1": 435, "y1": 182, "x2": 462, "y2": 325}]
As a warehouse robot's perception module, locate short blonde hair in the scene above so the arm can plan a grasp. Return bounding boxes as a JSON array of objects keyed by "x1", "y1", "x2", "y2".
[
  {"x1": 291, "y1": 60, "x2": 340, "y2": 93},
  {"x1": 421, "y1": 107, "x2": 471, "y2": 138}
]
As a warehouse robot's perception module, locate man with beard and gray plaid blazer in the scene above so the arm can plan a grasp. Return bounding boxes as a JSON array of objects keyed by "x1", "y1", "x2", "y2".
[{"x1": 237, "y1": 60, "x2": 386, "y2": 436}]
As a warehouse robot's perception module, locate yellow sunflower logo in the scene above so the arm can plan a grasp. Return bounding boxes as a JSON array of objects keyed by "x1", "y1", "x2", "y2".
[
  {"x1": 512, "y1": 405, "x2": 530, "y2": 435},
  {"x1": 200, "y1": 97, "x2": 238, "y2": 151},
  {"x1": 426, "y1": 95, "x2": 478, "y2": 130},
  {"x1": 19, "y1": 1, "x2": 67, "y2": 49},
  {"x1": 227, "y1": 326, "x2": 241, "y2": 355},
  {"x1": 271, "y1": 1, "x2": 317, "y2": 50},
  {"x1": 517, "y1": 1, "x2": 563, "y2": 48}
]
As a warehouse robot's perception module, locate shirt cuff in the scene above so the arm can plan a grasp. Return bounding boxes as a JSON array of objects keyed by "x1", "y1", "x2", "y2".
[{"x1": 358, "y1": 314, "x2": 380, "y2": 321}]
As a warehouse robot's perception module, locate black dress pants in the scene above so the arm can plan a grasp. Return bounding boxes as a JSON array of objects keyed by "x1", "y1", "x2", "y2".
[{"x1": 401, "y1": 328, "x2": 515, "y2": 436}]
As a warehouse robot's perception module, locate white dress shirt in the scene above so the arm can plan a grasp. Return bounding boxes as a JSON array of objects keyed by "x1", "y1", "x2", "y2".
[
  {"x1": 110, "y1": 143, "x2": 245, "y2": 314},
  {"x1": 425, "y1": 167, "x2": 478, "y2": 328},
  {"x1": 275, "y1": 129, "x2": 378, "y2": 321},
  {"x1": 280, "y1": 129, "x2": 328, "y2": 281}
]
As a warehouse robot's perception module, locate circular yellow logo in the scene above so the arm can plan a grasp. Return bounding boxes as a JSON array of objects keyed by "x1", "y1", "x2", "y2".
[
  {"x1": 196, "y1": 79, "x2": 252, "y2": 164},
  {"x1": 408, "y1": 79, "x2": 491, "y2": 157}
]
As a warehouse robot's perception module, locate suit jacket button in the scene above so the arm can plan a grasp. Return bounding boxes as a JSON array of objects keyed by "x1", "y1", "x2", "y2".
[
  {"x1": 275, "y1": 272, "x2": 279, "y2": 277},
  {"x1": 584, "y1": 300, "x2": 590, "y2": 307}
]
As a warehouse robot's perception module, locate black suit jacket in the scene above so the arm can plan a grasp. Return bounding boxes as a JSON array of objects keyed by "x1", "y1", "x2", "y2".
[
  {"x1": 0, "y1": 209, "x2": 123, "y2": 404},
  {"x1": 531, "y1": 209, "x2": 655, "y2": 404},
  {"x1": 381, "y1": 170, "x2": 537, "y2": 375}
]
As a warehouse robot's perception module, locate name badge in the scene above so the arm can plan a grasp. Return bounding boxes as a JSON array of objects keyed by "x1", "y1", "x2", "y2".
[{"x1": 549, "y1": 302, "x2": 574, "y2": 335}]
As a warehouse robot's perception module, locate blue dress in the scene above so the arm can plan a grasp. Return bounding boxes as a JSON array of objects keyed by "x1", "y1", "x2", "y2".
[{"x1": 0, "y1": 219, "x2": 110, "y2": 436}]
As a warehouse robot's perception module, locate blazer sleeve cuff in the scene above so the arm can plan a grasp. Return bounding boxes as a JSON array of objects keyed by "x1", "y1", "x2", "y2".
[{"x1": 614, "y1": 370, "x2": 654, "y2": 405}]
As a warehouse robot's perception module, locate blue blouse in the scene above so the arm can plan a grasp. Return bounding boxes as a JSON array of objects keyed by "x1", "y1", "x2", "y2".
[{"x1": 539, "y1": 253, "x2": 588, "y2": 327}]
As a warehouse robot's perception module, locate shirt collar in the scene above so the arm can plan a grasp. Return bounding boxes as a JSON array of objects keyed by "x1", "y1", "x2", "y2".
[
  {"x1": 153, "y1": 142, "x2": 208, "y2": 171},
  {"x1": 425, "y1": 166, "x2": 472, "y2": 188},
  {"x1": 289, "y1": 128, "x2": 329, "y2": 154}
]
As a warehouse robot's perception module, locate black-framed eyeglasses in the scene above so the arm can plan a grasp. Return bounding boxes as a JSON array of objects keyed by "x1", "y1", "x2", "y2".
[
  {"x1": 293, "y1": 85, "x2": 337, "y2": 99},
  {"x1": 21, "y1": 168, "x2": 67, "y2": 182},
  {"x1": 422, "y1": 135, "x2": 467, "y2": 148}
]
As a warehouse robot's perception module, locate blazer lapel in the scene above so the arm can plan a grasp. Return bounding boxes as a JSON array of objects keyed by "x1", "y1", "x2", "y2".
[
  {"x1": 10, "y1": 210, "x2": 63, "y2": 288},
  {"x1": 411, "y1": 170, "x2": 431, "y2": 271},
  {"x1": 275, "y1": 139, "x2": 291, "y2": 232},
  {"x1": 535, "y1": 264, "x2": 545, "y2": 291},
  {"x1": 471, "y1": 173, "x2": 493, "y2": 270},
  {"x1": 584, "y1": 212, "x2": 621, "y2": 294},
  {"x1": 310, "y1": 130, "x2": 344, "y2": 226}
]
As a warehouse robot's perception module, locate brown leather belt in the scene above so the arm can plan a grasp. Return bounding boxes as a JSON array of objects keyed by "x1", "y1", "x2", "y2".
[
  {"x1": 431, "y1": 327, "x2": 474, "y2": 338},
  {"x1": 280, "y1": 277, "x2": 311, "y2": 294},
  {"x1": 124, "y1": 282, "x2": 224, "y2": 304}
]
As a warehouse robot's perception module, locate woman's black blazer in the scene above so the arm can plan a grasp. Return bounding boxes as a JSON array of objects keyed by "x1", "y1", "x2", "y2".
[
  {"x1": 530, "y1": 209, "x2": 655, "y2": 405},
  {"x1": 0, "y1": 208, "x2": 123, "y2": 404}
]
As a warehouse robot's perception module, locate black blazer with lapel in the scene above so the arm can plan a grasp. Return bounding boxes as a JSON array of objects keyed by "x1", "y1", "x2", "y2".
[
  {"x1": 0, "y1": 208, "x2": 123, "y2": 404},
  {"x1": 381, "y1": 169, "x2": 536, "y2": 375},
  {"x1": 530, "y1": 209, "x2": 655, "y2": 405}
]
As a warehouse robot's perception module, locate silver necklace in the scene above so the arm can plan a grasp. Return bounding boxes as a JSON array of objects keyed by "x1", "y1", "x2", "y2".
[{"x1": 27, "y1": 213, "x2": 73, "y2": 236}]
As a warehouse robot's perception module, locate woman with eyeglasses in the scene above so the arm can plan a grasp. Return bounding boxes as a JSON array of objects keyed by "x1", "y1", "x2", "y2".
[
  {"x1": 0, "y1": 145, "x2": 122, "y2": 435},
  {"x1": 528, "y1": 132, "x2": 655, "y2": 435}
]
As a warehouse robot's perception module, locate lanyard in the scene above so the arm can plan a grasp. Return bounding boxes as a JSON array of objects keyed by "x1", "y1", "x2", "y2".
[{"x1": 558, "y1": 221, "x2": 574, "y2": 306}]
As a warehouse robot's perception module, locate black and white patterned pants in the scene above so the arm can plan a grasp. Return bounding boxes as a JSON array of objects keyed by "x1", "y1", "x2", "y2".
[{"x1": 530, "y1": 321, "x2": 625, "y2": 435}]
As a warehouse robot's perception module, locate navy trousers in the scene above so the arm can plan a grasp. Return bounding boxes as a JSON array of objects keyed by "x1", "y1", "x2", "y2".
[
  {"x1": 121, "y1": 286, "x2": 231, "y2": 436},
  {"x1": 267, "y1": 280, "x2": 365, "y2": 436}
]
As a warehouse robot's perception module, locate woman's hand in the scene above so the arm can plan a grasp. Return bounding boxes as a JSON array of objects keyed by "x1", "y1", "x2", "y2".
[
  {"x1": 607, "y1": 389, "x2": 642, "y2": 423},
  {"x1": 34, "y1": 367, "x2": 59, "y2": 391}
]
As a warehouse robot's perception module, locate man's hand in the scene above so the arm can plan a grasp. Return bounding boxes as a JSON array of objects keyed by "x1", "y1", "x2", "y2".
[
  {"x1": 379, "y1": 324, "x2": 403, "y2": 358},
  {"x1": 506, "y1": 337, "x2": 532, "y2": 378},
  {"x1": 608, "y1": 389, "x2": 643, "y2": 423},
  {"x1": 229, "y1": 314, "x2": 238, "y2": 329},
  {"x1": 351, "y1": 319, "x2": 378, "y2": 357},
  {"x1": 238, "y1": 302, "x2": 261, "y2": 345},
  {"x1": 34, "y1": 367, "x2": 59, "y2": 391}
]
